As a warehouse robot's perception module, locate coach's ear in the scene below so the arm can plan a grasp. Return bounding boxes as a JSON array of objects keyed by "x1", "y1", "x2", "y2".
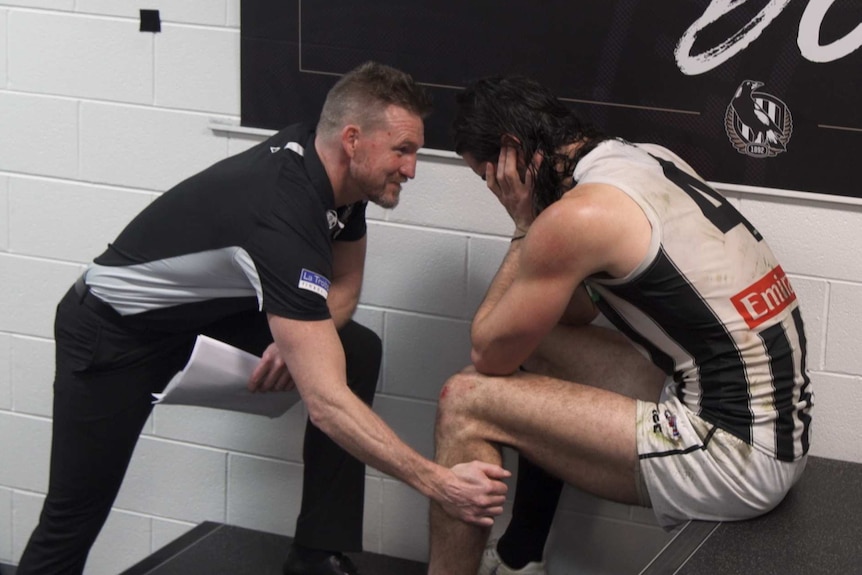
[{"x1": 341, "y1": 124, "x2": 360, "y2": 159}]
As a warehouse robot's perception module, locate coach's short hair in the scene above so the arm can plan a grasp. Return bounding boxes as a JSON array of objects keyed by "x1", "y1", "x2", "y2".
[{"x1": 317, "y1": 61, "x2": 432, "y2": 138}]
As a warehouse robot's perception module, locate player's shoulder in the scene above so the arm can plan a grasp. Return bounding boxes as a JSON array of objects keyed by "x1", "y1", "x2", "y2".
[
  {"x1": 531, "y1": 183, "x2": 646, "y2": 268},
  {"x1": 546, "y1": 182, "x2": 631, "y2": 228},
  {"x1": 528, "y1": 189, "x2": 613, "y2": 258}
]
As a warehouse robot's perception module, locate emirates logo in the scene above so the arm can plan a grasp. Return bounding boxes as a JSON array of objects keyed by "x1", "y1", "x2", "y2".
[
  {"x1": 725, "y1": 80, "x2": 793, "y2": 158},
  {"x1": 731, "y1": 266, "x2": 797, "y2": 329}
]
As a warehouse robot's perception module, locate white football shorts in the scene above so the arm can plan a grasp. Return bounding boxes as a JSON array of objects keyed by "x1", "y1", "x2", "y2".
[{"x1": 635, "y1": 380, "x2": 808, "y2": 529}]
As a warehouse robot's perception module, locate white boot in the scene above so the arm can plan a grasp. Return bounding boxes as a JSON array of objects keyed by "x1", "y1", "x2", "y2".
[{"x1": 477, "y1": 539, "x2": 547, "y2": 575}]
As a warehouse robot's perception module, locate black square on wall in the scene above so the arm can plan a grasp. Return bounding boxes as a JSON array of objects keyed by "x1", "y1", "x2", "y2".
[{"x1": 140, "y1": 9, "x2": 161, "y2": 33}]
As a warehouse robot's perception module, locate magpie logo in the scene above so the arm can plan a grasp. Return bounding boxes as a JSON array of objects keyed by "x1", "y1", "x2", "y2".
[
  {"x1": 725, "y1": 80, "x2": 793, "y2": 158},
  {"x1": 326, "y1": 210, "x2": 339, "y2": 230}
]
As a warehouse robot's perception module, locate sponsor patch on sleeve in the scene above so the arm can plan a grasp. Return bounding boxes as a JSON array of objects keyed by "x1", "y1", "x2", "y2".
[{"x1": 298, "y1": 268, "x2": 330, "y2": 299}]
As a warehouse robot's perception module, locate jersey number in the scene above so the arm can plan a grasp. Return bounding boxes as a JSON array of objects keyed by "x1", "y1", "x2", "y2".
[{"x1": 653, "y1": 155, "x2": 762, "y2": 241}]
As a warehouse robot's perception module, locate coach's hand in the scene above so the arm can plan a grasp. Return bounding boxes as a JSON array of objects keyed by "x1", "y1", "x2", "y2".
[
  {"x1": 439, "y1": 460, "x2": 510, "y2": 526},
  {"x1": 248, "y1": 342, "x2": 295, "y2": 392}
]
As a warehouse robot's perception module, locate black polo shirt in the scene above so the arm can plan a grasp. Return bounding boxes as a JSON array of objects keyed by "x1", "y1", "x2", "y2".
[{"x1": 85, "y1": 123, "x2": 366, "y2": 332}]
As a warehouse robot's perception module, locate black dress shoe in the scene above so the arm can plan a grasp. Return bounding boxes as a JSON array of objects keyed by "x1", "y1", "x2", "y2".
[{"x1": 282, "y1": 547, "x2": 360, "y2": 575}]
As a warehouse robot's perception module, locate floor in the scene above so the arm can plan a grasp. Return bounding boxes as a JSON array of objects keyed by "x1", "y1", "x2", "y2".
[{"x1": 120, "y1": 522, "x2": 427, "y2": 575}]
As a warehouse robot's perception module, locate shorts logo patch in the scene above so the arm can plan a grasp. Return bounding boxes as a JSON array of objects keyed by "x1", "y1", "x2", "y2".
[
  {"x1": 652, "y1": 408, "x2": 681, "y2": 442},
  {"x1": 298, "y1": 268, "x2": 330, "y2": 299},
  {"x1": 664, "y1": 409, "x2": 681, "y2": 440}
]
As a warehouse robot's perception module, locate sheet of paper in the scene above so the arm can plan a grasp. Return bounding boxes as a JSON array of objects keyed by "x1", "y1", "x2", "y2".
[{"x1": 152, "y1": 335, "x2": 300, "y2": 418}]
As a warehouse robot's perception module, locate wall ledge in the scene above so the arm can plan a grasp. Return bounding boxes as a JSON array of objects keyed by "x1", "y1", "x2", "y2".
[{"x1": 209, "y1": 121, "x2": 862, "y2": 207}]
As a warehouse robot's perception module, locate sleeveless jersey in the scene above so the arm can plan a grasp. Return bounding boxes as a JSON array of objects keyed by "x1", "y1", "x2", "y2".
[{"x1": 577, "y1": 140, "x2": 812, "y2": 462}]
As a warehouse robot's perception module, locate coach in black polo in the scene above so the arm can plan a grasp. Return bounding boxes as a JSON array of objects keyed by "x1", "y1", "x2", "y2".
[{"x1": 17, "y1": 62, "x2": 511, "y2": 575}]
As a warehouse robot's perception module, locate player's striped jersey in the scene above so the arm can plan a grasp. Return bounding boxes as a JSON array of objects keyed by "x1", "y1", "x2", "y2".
[{"x1": 578, "y1": 139, "x2": 812, "y2": 462}]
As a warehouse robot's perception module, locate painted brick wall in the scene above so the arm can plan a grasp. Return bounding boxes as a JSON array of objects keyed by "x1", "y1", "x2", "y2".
[{"x1": 1, "y1": 3, "x2": 860, "y2": 573}]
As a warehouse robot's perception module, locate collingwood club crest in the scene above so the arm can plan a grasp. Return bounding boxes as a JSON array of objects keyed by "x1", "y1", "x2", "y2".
[
  {"x1": 326, "y1": 205, "x2": 353, "y2": 239},
  {"x1": 725, "y1": 80, "x2": 792, "y2": 158}
]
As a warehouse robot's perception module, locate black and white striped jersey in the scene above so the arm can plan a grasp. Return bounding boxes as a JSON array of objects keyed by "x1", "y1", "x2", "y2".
[
  {"x1": 578, "y1": 139, "x2": 812, "y2": 462},
  {"x1": 84, "y1": 123, "x2": 366, "y2": 332}
]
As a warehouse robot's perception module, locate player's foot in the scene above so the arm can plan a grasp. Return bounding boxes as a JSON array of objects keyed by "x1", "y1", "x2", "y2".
[{"x1": 477, "y1": 539, "x2": 547, "y2": 575}]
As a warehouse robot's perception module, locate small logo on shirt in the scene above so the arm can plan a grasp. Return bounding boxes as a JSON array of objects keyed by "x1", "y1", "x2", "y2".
[
  {"x1": 731, "y1": 265, "x2": 796, "y2": 329},
  {"x1": 298, "y1": 268, "x2": 330, "y2": 299},
  {"x1": 326, "y1": 210, "x2": 341, "y2": 230}
]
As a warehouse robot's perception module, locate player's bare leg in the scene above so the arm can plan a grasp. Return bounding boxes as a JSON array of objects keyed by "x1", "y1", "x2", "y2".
[
  {"x1": 527, "y1": 322, "x2": 665, "y2": 400},
  {"x1": 428, "y1": 322, "x2": 664, "y2": 575},
  {"x1": 428, "y1": 368, "x2": 640, "y2": 575}
]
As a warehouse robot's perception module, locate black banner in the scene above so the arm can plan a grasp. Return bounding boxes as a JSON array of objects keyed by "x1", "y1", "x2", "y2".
[{"x1": 241, "y1": 0, "x2": 862, "y2": 198}]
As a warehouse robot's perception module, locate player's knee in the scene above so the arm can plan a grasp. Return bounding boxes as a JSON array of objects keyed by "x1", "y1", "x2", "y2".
[{"x1": 435, "y1": 368, "x2": 482, "y2": 439}]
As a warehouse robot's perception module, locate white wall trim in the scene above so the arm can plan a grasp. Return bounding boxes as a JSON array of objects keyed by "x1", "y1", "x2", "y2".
[
  {"x1": 209, "y1": 120, "x2": 461, "y2": 159},
  {"x1": 209, "y1": 121, "x2": 862, "y2": 207}
]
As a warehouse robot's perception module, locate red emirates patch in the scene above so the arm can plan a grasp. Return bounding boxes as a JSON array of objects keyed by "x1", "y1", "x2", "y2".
[{"x1": 731, "y1": 265, "x2": 796, "y2": 329}]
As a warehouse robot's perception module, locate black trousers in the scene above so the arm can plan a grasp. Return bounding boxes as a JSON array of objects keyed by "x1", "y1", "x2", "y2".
[{"x1": 17, "y1": 286, "x2": 381, "y2": 574}]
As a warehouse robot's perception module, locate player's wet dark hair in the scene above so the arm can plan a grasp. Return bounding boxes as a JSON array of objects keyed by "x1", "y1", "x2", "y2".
[
  {"x1": 453, "y1": 76, "x2": 606, "y2": 215},
  {"x1": 318, "y1": 61, "x2": 433, "y2": 137}
]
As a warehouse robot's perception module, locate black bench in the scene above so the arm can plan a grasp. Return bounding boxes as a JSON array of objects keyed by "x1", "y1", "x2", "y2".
[
  {"x1": 643, "y1": 456, "x2": 862, "y2": 575},
  {"x1": 100, "y1": 455, "x2": 860, "y2": 574}
]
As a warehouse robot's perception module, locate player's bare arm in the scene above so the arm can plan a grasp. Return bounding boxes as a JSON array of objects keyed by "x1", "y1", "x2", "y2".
[
  {"x1": 471, "y1": 182, "x2": 651, "y2": 375},
  {"x1": 559, "y1": 283, "x2": 599, "y2": 325}
]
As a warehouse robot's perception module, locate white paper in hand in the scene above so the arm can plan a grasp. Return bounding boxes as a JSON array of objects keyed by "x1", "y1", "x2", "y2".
[{"x1": 152, "y1": 335, "x2": 300, "y2": 418}]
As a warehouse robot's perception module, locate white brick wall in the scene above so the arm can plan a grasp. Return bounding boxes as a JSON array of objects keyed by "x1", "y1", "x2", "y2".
[
  {"x1": 0, "y1": 255, "x2": 81, "y2": 338},
  {"x1": 10, "y1": 491, "x2": 41, "y2": 561},
  {"x1": 364, "y1": 223, "x2": 471, "y2": 317},
  {"x1": 0, "y1": 334, "x2": 10, "y2": 410},
  {"x1": 0, "y1": 10, "x2": 8, "y2": 86},
  {"x1": 75, "y1": 0, "x2": 233, "y2": 26},
  {"x1": 1, "y1": 2, "x2": 860, "y2": 573},
  {"x1": 9, "y1": 177, "x2": 155, "y2": 261},
  {"x1": 150, "y1": 517, "x2": 195, "y2": 554},
  {"x1": 10, "y1": 335, "x2": 54, "y2": 417},
  {"x1": 0, "y1": 92, "x2": 79, "y2": 178},
  {"x1": 225, "y1": 453, "x2": 304, "y2": 535},
  {"x1": 383, "y1": 312, "x2": 471, "y2": 400},
  {"x1": 0, "y1": 176, "x2": 8, "y2": 251},
  {"x1": 0, "y1": 413, "x2": 51, "y2": 493},
  {"x1": 9, "y1": 11, "x2": 154, "y2": 104},
  {"x1": 79, "y1": 102, "x2": 229, "y2": 191},
  {"x1": 155, "y1": 25, "x2": 240, "y2": 114},
  {"x1": 825, "y1": 282, "x2": 862, "y2": 373},
  {"x1": 0, "y1": 488, "x2": 11, "y2": 561}
]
